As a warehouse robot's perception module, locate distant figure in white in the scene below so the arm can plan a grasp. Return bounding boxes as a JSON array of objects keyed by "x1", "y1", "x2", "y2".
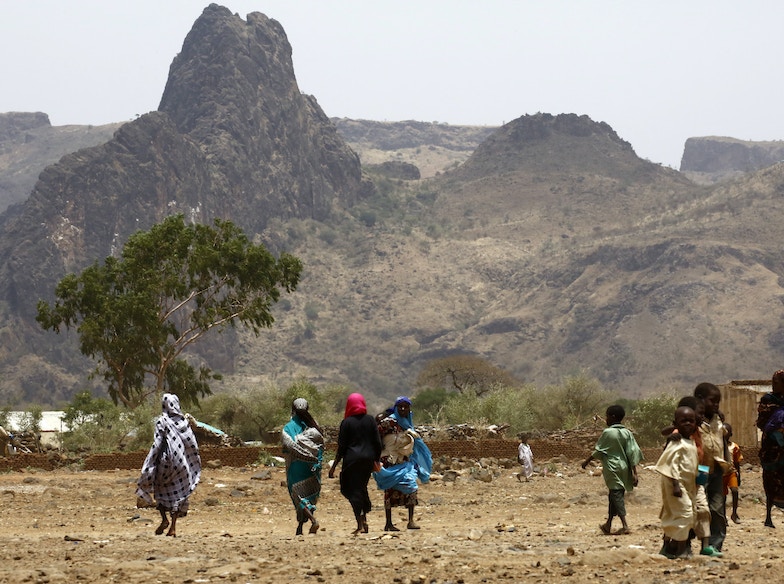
[{"x1": 517, "y1": 433, "x2": 534, "y2": 481}]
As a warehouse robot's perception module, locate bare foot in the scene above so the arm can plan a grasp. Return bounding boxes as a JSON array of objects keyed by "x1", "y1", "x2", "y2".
[
  {"x1": 731, "y1": 514, "x2": 740, "y2": 524},
  {"x1": 407, "y1": 522, "x2": 420, "y2": 530},
  {"x1": 166, "y1": 527, "x2": 176, "y2": 537},
  {"x1": 614, "y1": 528, "x2": 631, "y2": 535},
  {"x1": 309, "y1": 521, "x2": 319, "y2": 534},
  {"x1": 384, "y1": 524, "x2": 400, "y2": 532},
  {"x1": 599, "y1": 523, "x2": 611, "y2": 535},
  {"x1": 155, "y1": 519, "x2": 170, "y2": 536}
]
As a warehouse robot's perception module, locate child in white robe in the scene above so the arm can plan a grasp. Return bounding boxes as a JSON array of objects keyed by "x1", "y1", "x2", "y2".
[
  {"x1": 655, "y1": 405, "x2": 699, "y2": 558},
  {"x1": 517, "y1": 433, "x2": 534, "y2": 481}
]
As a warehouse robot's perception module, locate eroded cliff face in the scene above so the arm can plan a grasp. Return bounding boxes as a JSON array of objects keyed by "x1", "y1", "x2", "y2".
[
  {"x1": 0, "y1": 4, "x2": 366, "y2": 403},
  {"x1": 680, "y1": 136, "x2": 784, "y2": 181}
]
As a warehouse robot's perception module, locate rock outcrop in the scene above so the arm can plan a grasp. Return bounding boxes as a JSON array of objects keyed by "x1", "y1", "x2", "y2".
[
  {"x1": 0, "y1": 4, "x2": 366, "y2": 403},
  {"x1": 680, "y1": 136, "x2": 784, "y2": 180}
]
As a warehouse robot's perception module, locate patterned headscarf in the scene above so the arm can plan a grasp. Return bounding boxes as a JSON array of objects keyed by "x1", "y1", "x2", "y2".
[{"x1": 291, "y1": 398, "x2": 320, "y2": 432}]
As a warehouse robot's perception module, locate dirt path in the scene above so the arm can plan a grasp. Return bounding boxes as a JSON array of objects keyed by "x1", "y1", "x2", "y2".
[{"x1": 0, "y1": 459, "x2": 778, "y2": 583}]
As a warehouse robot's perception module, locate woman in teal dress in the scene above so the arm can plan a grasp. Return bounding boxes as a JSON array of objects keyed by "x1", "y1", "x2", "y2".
[{"x1": 281, "y1": 398, "x2": 324, "y2": 535}]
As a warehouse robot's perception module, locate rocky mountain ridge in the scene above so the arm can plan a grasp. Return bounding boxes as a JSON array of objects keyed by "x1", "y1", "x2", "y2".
[
  {"x1": 680, "y1": 135, "x2": 784, "y2": 183},
  {"x1": 0, "y1": 4, "x2": 783, "y2": 408}
]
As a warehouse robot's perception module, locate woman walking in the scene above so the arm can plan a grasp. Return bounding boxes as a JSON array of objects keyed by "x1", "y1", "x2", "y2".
[
  {"x1": 329, "y1": 392, "x2": 382, "y2": 534},
  {"x1": 282, "y1": 398, "x2": 324, "y2": 535},
  {"x1": 136, "y1": 393, "x2": 202, "y2": 537},
  {"x1": 375, "y1": 396, "x2": 432, "y2": 531}
]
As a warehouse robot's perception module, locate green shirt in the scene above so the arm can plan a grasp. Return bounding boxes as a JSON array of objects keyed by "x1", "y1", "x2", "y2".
[{"x1": 592, "y1": 424, "x2": 644, "y2": 491}]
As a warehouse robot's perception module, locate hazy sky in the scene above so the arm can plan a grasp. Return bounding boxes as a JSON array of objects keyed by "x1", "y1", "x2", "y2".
[{"x1": 1, "y1": 1, "x2": 782, "y2": 168}]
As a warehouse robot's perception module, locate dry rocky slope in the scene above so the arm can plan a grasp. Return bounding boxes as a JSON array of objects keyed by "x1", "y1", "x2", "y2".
[{"x1": 1, "y1": 4, "x2": 784, "y2": 408}]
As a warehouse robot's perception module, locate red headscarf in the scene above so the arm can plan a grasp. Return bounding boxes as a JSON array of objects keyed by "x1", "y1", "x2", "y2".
[{"x1": 344, "y1": 393, "x2": 367, "y2": 417}]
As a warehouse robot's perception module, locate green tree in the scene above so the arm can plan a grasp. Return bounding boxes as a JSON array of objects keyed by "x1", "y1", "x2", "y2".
[
  {"x1": 626, "y1": 392, "x2": 680, "y2": 447},
  {"x1": 416, "y1": 355, "x2": 521, "y2": 397},
  {"x1": 18, "y1": 406, "x2": 43, "y2": 434},
  {"x1": 60, "y1": 394, "x2": 156, "y2": 453},
  {"x1": 440, "y1": 384, "x2": 535, "y2": 435},
  {"x1": 529, "y1": 373, "x2": 615, "y2": 430},
  {"x1": 36, "y1": 215, "x2": 302, "y2": 409},
  {"x1": 412, "y1": 387, "x2": 449, "y2": 423},
  {"x1": 62, "y1": 390, "x2": 116, "y2": 430}
]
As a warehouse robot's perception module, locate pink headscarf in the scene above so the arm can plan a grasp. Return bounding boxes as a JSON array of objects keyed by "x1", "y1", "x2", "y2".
[{"x1": 344, "y1": 393, "x2": 367, "y2": 417}]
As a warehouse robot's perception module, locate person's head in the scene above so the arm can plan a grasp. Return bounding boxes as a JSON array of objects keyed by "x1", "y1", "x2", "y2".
[
  {"x1": 395, "y1": 396, "x2": 412, "y2": 418},
  {"x1": 773, "y1": 370, "x2": 784, "y2": 396},
  {"x1": 292, "y1": 397, "x2": 319, "y2": 430},
  {"x1": 605, "y1": 404, "x2": 625, "y2": 425},
  {"x1": 673, "y1": 406, "x2": 697, "y2": 439},
  {"x1": 518, "y1": 432, "x2": 529, "y2": 443},
  {"x1": 292, "y1": 397, "x2": 309, "y2": 416},
  {"x1": 724, "y1": 422, "x2": 733, "y2": 440},
  {"x1": 694, "y1": 382, "x2": 721, "y2": 419},
  {"x1": 678, "y1": 395, "x2": 704, "y2": 424},
  {"x1": 344, "y1": 393, "x2": 367, "y2": 418},
  {"x1": 162, "y1": 393, "x2": 182, "y2": 417}
]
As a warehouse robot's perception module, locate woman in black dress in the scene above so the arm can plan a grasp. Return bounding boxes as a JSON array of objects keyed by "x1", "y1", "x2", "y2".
[{"x1": 329, "y1": 392, "x2": 382, "y2": 534}]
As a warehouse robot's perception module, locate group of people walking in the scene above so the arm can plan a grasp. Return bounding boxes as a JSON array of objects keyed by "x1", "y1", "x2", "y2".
[
  {"x1": 133, "y1": 391, "x2": 433, "y2": 537},
  {"x1": 136, "y1": 377, "x2": 775, "y2": 553},
  {"x1": 284, "y1": 393, "x2": 432, "y2": 535}
]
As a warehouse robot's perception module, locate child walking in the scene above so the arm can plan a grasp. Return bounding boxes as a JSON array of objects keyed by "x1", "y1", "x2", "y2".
[
  {"x1": 582, "y1": 405, "x2": 643, "y2": 535},
  {"x1": 694, "y1": 382, "x2": 730, "y2": 551},
  {"x1": 517, "y1": 433, "x2": 534, "y2": 481},
  {"x1": 655, "y1": 405, "x2": 699, "y2": 558},
  {"x1": 661, "y1": 396, "x2": 722, "y2": 557},
  {"x1": 723, "y1": 423, "x2": 743, "y2": 524}
]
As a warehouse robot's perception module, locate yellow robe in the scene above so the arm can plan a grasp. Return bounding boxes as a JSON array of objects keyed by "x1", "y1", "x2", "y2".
[{"x1": 654, "y1": 437, "x2": 698, "y2": 541}]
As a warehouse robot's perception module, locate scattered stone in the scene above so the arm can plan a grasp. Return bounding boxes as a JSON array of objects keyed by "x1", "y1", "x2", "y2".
[
  {"x1": 442, "y1": 470, "x2": 459, "y2": 482},
  {"x1": 251, "y1": 470, "x2": 272, "y2": 480}
]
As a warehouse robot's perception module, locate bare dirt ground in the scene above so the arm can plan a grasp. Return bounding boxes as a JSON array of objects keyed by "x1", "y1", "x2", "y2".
[{"x1": 0, "y1": 457, "x2": 779, "y2": 584}]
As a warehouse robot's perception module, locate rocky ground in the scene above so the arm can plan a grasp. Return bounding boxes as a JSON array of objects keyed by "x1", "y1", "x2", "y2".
[{"x1": 0, "y1": 455, "x2": 779, "y2": 583}]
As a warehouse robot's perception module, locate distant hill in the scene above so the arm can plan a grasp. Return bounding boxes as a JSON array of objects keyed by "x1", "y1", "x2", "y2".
[
  {"x1": 1, "y1": 4, "x2": 784, "y2": 410},
  {"x1": 0, "y1": 112, "x2": 119, "y2": 213},
  {"x1": 680, "y1": 136, "x2": 784, "y2": 183}
]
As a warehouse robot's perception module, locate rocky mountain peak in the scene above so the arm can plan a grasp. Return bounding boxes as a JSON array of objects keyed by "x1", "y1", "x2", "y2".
[
  {"x1": 0, "y1": 4, "x2": 367, "y2": 404},
  {"x1": 456, "y1": 113, "x2": 644, "y2": 180}
]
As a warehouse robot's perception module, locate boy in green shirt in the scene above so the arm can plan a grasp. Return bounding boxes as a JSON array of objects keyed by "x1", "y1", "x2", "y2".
[{"x1": 582, "y1": 405, "x2": 644, "y2": 535}]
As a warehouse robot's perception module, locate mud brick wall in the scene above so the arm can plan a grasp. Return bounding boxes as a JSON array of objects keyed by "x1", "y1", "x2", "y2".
[
  {"x1": 82, "y1": 446, "x2": 265, "y2": 471},
  {"x1": 0, "y1": 453, "x2": 54, "y2": 471},
  {"x1": 0, "y1": 441, "x2": 759, "y2": 471}
]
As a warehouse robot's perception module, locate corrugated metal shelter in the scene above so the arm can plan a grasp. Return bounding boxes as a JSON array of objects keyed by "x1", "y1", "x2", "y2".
[{"x1": 718, "y1": 380, "x2": 769, "y2": 448}]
